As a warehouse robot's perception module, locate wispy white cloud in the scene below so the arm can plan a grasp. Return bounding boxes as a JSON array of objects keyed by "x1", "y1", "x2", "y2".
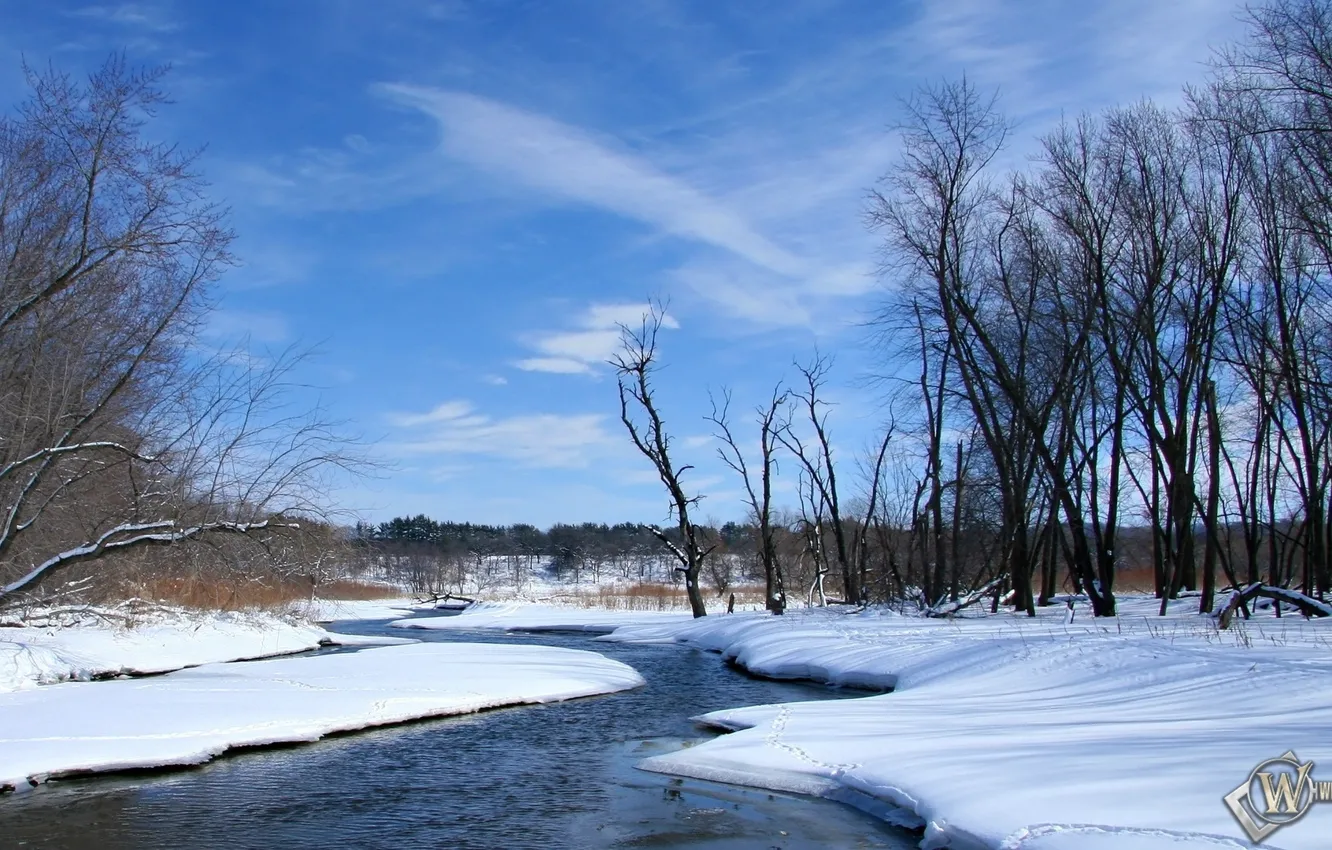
[
  {"x1": 68, "y1": 3, "x2": 178, "y2": 32},
  {"x1": 516, "y1": 301, "x2": 678, "y2": 376},
  {"x1": 622, "y1": 468, "x2": 665, "y2": 486},
  {"x1": 425, "y1": 463, "x2": 472, "y2": 483},
  {"x1": 423, "y1": 1, "x2": 469, "y2": 22},
  {"x1": 583, "y1": 303, "x2": 679, "y2": 329},
  {"x1": 372, "y1": 84, "x2": 894, "y2": 332},
  {"x1": 1082, "y1": 0, "x2": 1243, "y2": 103},
  {"x1": 901, "y1": 0, "x2": 1243, "y2": 130},
  {"x1": 229, "y1": 240, "x2": 317, "y2": 290},
  {"x1": 343, "y1": 133, "x2": 372, "y2": 153},
  {"x1": 670, "y1": 260, "x2": 813, "y2": 328},
  {"x1": 388, "y1": 399, "x2": 616, "y2": 468},
  {"x1": 379, "y1": 85, "x2": 806, "y2": 277},
  {"x1": 514, "y1": 356, "x2": 600, "y2": 376},
  {"x1": 226, "y1": 135, "x2": 453, "y2": 214},
  {"x1": 387, "y1": 400, "x2": 477, "y2": 428},
  {"x1": 203, "y1": 309, "x2": 291, "y2": 346}
]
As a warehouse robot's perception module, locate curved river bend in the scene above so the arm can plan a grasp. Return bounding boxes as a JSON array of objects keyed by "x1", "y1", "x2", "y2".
[{"x1": 0, "y1": 618, "x2": 916, "y2": 849}]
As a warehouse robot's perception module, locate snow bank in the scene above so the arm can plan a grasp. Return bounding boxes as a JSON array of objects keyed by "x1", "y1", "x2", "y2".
[
  {"x1": 302, "y1": 596, "x2": 433, "y2": 622},
  {"x1": 392, "y1": 600, "x2": 692, "y2": 634},
  {"x1": 605, "y1": 597, "x2": 1332, "y2": 850},
  {"x1": 0, "y1": 641, "x2": 643, "y2": 792},
  {"x1": 0, "y1": 607, "x2": 405, "y2": 693}
]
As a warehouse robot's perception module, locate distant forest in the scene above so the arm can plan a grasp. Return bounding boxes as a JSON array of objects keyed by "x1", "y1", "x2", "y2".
[
  {"x1": 352, "y1": 510, "x2": 1306, "y2": 613},
  {"x1": 359, "y1": 514, "x2": 733, "y2": 553},
  {"x1": 351, "y1": 513, "x2": 1167, "y2": 605},
  {"x1": 354, "y1": 514, "x2": 835, "y2": 599}
]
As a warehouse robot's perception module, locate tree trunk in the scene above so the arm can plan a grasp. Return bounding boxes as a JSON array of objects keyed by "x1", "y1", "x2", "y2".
[
  {"x1": 684, "y1": 562, "x2": 707, "y2": 618},
  {"x1": 1038, "y1": 499, "x2": 1060, "y2": 606},
  {"x1": 764, "y1": 542, "x2": 786, "y2": 614},
  {"x1": 1009, "y1": 527, "x2": 1036, "y2": 616},
  {"x1": 1200, "y1": 381, "x2": 1222, "y2": 614},
  {"x1": 950, "y1": 440, "x2": 964, "y2": 602}
]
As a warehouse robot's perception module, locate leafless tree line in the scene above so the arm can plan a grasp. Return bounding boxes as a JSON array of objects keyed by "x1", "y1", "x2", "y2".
[
  {"x1": 610, "y1": 1, "x2": 1332, "y2": 621},
  {"x1": 615, "y1": 305, "x2": 915, "y2": 616},
  {"x1": 869, "y1": 0, "x2": 1332, "y2": 617},
  {"x1": 0, "y1": 57, "x2": 364, "y2": 610}
]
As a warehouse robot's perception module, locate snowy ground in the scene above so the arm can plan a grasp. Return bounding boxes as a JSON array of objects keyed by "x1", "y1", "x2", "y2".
[
  {"x1": 391, "y1": 600, "x2": 694, "y2": 634},
  {"x1": 0, "y1": 606, "x2": 398, "y2": 693},
  {"x1": 592, "y1": 596, "x2": 1332, "y2": 849},
  {"x1": 0, "y1": 641, "x2": 643, "y2": 793},
  {"x1": 301, "y1": 595, "x2": 436, "y2": 623},
  {"x1": 7, "y1": 594, "x2": 1328, "y2": 848}
]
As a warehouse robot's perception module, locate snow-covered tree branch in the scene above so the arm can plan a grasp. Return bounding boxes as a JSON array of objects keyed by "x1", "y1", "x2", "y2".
[{"x1": 0, "y1": 57, "x2": 367, "y2": 609}]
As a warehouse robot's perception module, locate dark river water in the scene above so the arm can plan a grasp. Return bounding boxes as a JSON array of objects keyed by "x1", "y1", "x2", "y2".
[{"x1": 0, "y1": 617, "x2": 917, "y2": 850}]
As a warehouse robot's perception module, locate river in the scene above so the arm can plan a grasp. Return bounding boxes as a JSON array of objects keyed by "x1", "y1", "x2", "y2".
[{"x1": 0, "y1": 617, "x2": 917, "y2": 849}]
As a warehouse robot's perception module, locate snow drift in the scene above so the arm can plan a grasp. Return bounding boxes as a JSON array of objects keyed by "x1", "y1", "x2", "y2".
[{"x1": 600, "y1": 598, "x2": 1332, "y2": 849}]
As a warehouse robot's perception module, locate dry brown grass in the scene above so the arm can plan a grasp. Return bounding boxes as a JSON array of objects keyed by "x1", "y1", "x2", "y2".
[
  {"x1": 1033, "y1": 564, "x2": 1158, "y2": 596},
  {"x1": 126, "y1": 575, "x2": 399, "y2": 611},
  {"x1": 1114, "y1": 566, "x2": 1158, "y2": 593},
  {"x1": 532, "y1": 582, "x2": 686, "y2": 611},
  {"x1": 318, "y1": 579, "x2": 402, "y2": 600},
  {"x1": 1034, "y1": 563, "x2": 1157, "y2": 594}
]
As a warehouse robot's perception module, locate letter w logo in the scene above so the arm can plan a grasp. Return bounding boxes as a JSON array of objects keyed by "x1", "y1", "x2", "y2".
[{"x1": 1258, "y1": 762, "x2": 1314, "y2": 815}]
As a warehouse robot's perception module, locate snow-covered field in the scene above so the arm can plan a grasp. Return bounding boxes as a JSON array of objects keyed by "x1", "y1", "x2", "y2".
[
  {"x1": 594, "y1": 596, "x2": 1332, "y2": 849},
  {"x1": 0, "y1": 607, "x2": 356, "y2": 692},
  {"x1": 0, "y1": 641, "x2": 643, "y2": 793},
  {"x1": 391, "y1": 600, "x2": 693, "y2": 634}
]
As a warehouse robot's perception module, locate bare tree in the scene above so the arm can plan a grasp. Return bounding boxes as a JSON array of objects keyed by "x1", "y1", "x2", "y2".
[
  {"x1": 707, "y1": 384, "x2": 788, "y2": 613},
  {"x1": 853, "y1": 422, "x2": 897, "y2": 602},
  {"x1": 870, "y1": 78, "x2": 1080, "y2": 614},
  {"x1": 795, "y1": 471, "x2": 830, "y2": 607},
  {"x1": 0, "y1": 338, "x2": 367, "y2": 605},
  {"x1": 0, "y1": 58, "x2": 364, "y2": 608},
  {"x1": 610, "y1": 304, "x2": 712, "y2": 617},
  {"x1": 778, "y1": 355, "x2": 861, "y2": 603},
  {"x1": 846, "y1": 1, "x2": 1332, "y2": 618},
  {"x1": 1219, "y1": 0, "x2": 1332, "y2": 601}
]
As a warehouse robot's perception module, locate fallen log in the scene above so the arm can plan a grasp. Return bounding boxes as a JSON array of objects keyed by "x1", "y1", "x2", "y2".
[
  {"x1": 417, "y1": 592, "x2": 477, "y2": 608},
  {"x1": 1213, "y1": 583, "x2": 1332, "y2": 629},
  {"x1": 926, "y1": 576, "x2": 1008, "y2": 618}
]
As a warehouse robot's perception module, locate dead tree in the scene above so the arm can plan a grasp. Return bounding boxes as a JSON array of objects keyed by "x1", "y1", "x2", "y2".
[
  {"x1": 797, "y1": 470, "x2": 830, "y2": 606},
  {"x1": 707, "y1": 385, "x2": 788, "y2": 613},
  {"x1": 610, "y1": 305, "x2": 712, "y2": 617},
  {"x1": 779, "y1": 355, "x2": 860, "y2": 602},
  {"x1": 853, "y1": 423, "x2": 896, "y2": 602}
]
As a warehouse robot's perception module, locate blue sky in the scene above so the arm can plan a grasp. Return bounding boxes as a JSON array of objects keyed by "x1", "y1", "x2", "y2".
[{"x1": 0, "y1": 0, "x2": 1245, "y2": 528}]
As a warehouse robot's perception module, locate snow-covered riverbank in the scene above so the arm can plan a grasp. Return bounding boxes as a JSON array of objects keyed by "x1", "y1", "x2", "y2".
[
  {"x1": 597, "y1": 596, "x2": 1332, "y2": 849},
  {"x1": 0, "y1": 606, "x2": 387, "y2": 693},
  {"x1": 0, "y1": 641, "x2": 644, "y2": 793},
  {"x1": 391, "y1": 600, "x2": 692, "y2": 634}
]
